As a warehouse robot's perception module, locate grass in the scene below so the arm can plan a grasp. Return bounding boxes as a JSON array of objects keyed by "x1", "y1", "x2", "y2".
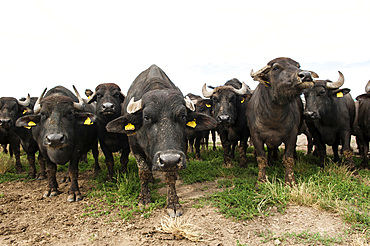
[{"x1": 0, "y1": 145, "x2": 369, "y2": 243}]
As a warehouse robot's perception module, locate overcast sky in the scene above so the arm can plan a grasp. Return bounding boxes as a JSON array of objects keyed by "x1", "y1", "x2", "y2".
[{"x1": 1, "y1": 0, "x2": 369, "y2": 100}]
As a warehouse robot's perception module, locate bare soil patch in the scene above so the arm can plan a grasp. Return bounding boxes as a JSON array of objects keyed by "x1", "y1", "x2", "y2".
[{"x1": 0, "y1": 167, "x2": 359, "y2": 246}]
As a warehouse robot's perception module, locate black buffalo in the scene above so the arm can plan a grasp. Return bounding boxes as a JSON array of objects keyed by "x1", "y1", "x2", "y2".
[
  {"x1": 303, "y1": 71, "x2": 356, "y2": 170},
  {"x1": 355, "y1": 80, "x2": 370, "y2": 168},
  {"x1": 248, "y1": 57, "x2": 316, "y2": 186},
  {"x1": 202, "y1": 78, "x2": 252, "y2": 167},
  {"x1": 185, "y1": 93, "x2": 215, "y2": 158},
  {"x1": 87, "y1": 83, "x2": 130, "y2": 180},
  {"x1": 16, "y1": 86, "x2": 98, "y2": 202},
  {"x1": 106, "y1": 65, "x2": 216, "y2": 217},
  {"x1": 0, "y1": 95, "x2": 45, "y2": 178}
]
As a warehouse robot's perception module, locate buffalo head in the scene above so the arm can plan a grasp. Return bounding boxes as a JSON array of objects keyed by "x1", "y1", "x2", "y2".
[{"x1": 303, "y1": 71, "x2": 348, "y2": 120}]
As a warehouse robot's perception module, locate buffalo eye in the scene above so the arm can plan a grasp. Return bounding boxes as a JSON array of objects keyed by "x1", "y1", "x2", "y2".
[
  {"x1": 114, "y1": 92, "x2": 120, "y2": 98},
  {"x1": 96, "y1": 93, "x2": 103, "y2": 99},
  {"x1": 181, "y1": 113, "x2": 187, "y2": 121},
  {"x1": 229, "y1": 94, "x2": 236, "y2": 102},
  {"x1": 143, "y1": 115, "x2": 150, "y2": 122}
]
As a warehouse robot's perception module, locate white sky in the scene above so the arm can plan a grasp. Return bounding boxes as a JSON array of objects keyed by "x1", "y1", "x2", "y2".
[{"x1": 1, "y1": 0, "x2": 370, "y2": 100}]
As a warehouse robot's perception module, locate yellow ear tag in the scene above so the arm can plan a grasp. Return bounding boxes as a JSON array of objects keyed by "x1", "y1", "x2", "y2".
[
  {"x1": 186, "y1": 119, "x2": 197, "y2": 128},
  {"x1": 241, "y1": 98, "x2": 245, "y2": 103},
  {"x1": 125, "y1": 123, "x2": 135, "y2": 131},
  {"x1": 337, "y1": 92, "x2": 343, "y2": 98},
  {"x1": 25, "y1": 121, "x2": 36, "y2": 129},
  {"x1": 23, "y1": 109, "x2": 27, "y2": 115},
  {"x1": 206, "y1": 104, "x2": 211, "y2": 108},
  {"x1": 84, "y1": 117, "x2": 93, "y2": 125}
]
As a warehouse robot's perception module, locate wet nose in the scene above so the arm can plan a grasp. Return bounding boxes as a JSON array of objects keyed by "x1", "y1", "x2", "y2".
[
  {"x1": 217, "y1": 115, "x2": 230, "y2": 123},
  {"x1": 304, "y1": 111, "x2": 317, "y2": 119},
  {"x1": 298, "y1": 71, "x2": 313, "y2": 82},
  {"x1": 0, "y1": 119, "x2": 11, "y2": 126},
  {"x1": 102, "y1": 102, "x2": 115, "y2": 112},
  {"x1": 45, "y1": 134, "x2": 66, "y2": 148}
]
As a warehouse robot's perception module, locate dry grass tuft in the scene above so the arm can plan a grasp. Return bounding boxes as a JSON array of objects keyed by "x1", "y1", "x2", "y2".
[
  {"x1": 157, "y1": 216, "x2": 205, "y2": 242},
  {"x1": 289, "y1": 178, "x2": 319, "y2": 208},
  {"x1": 0, "y1": 152, "x2": 14, "y2": 174}
]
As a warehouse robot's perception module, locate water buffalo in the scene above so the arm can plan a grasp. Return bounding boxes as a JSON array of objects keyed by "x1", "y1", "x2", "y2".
[
  {"x1": 248, "y1": 57, "x2": 316, "y2": 186},
  {"x1": 185, "y1": 93, "x2": 215, "y2": 158},
  {"x1": 355, "y1": 80, "x2": 370, "y2": 168},
  {"x1": 202, "y1": 78, "x2": 252, "y2": 167},
  {"x1": 106, "y1": 65, "x2": 216, "y2": 217},
  {"x1": 16, "y1": 86, "x2": 98, "y2": 202},
  {"x1": 303, "y1": 71, "x2": 356, "y2": 170},
  {"x1": 0, "y1": 95, "x2": 45, "y2": 178},
  {"x1": 87, "y1": 83, "x2": 130, "y2": 180}
]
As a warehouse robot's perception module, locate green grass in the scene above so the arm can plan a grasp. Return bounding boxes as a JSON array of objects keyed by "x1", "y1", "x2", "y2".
[{"x1": 0, "y1": 145, "x2": 369, "y2": 241}]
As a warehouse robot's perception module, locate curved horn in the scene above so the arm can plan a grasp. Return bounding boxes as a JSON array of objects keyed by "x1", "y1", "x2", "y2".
[
  {"x1": 231, "y1": 82, "x2": 249, "y2": 95},
  {"x1": 72, "y1": 85, "x2": 85, "y2": 111},
  {"x1": 126, "y1": 97, "x2": 142, "y2": 114},
  {"x1": 184, "y1": 96, "x2": 195, "y2": 111},
  {"x1": 365, "y1": 80, "x2": 370, "y2": 93},
  {"x1": 250, "y1": 65, "x2": 271, "y2": 80},
  {"x1": 17, "y1": 94, "x2": 31, "y2": 107},
  {"x1": 202, "y1": 83, "x2": 215, "y2": 98},
  {"x1": 326, "y1": 71, "x2": 344, "y2": 89},
  {"x1": 34, "y1": 88, "x2": 47, "y2": 114}
]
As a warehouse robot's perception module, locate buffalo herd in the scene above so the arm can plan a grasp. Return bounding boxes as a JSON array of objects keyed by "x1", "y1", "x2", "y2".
[{"x1": 0, "y1": 57, "x2": 368, "y2": 217}]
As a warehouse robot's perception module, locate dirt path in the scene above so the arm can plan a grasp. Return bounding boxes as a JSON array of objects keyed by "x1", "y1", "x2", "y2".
[{"x1": 0, "y1": 168, "x2": 359, "y2": 246}]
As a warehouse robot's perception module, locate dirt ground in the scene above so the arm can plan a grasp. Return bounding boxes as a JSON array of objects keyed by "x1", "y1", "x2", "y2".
[{"x1": 0, "y1": 135, "x2": 366, "y2": 246}]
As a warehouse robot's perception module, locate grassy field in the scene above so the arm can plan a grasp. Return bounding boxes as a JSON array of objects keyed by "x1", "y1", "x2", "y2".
[{"x1": 0, "y1": 146, "x2": 369, "y2": 244}]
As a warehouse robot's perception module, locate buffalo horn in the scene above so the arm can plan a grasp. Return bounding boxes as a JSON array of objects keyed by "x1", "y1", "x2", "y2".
[
  {"x1": 72, "y1": 85, "x2": 85, "y2": 111},
  {"x1": 17, "y1": 94, "x2": 31, "y2": 107},
  {"x1": 126, "y1": 97, "x2": 142, "y2": 114},
  {"x1": 231, "y1": 82, "x2": 249, "y2": 95},
  {"x1": 365, "y1": 80, "x2": 370, "y2": 93},
  {"x1": 202, "y1": 83, "x2": 215, "y2": 98},
  {"x1": 250, "y1": 65, "x2": 271, "y2": 80},
  {"x1": 184, "y1": 96, "x2": 195, "y2": 111},
  {"x1": 33, "y1": 88, "x2": 48, "y2": 114},
  {"x1": 326, "y1": 71, "x2": 344, "y2": 89}
]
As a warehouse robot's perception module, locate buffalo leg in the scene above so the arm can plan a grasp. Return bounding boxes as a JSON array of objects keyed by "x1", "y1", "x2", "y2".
[
  {"x1": 67, "y1": 157, "x2": 82, "y2": 202},
  {"x1": 194, "y1": 136, "x2": 201, "y2": 159},
  {"x1": 239, "y1": 139, "x2": 248, "y2": 167},
  {"x1": 44, "y1": 161, "x2": 59, "y2": 198},
  {"x1": 361, "y1": 138, "x2": 369, "y2": 168},
  {"x1": 100, "y1": 143, "x2": 115, "y2": 180},
  {"x1": 11, "y1": 141, "x2": 22, "y2": 173},
  {"x1": 283, "y1": 143, "x2": 296, "y2": 186},
  {"x1": 37, "y1": 153, "x2": 46, "y2": 180},
  {"x1": 138, "y1": 169, "x2": 152, "y2": 205},
  {"x1": 253, "y1": 138, "x2": 268, "y2": 185},
  {"x1": 27, "y1": 153, "x2": 36, "y2": 179},
  {"x1": 91, "y1": 141, "x2": 101, "y2": 176},
  {"x1": 120, "y1": 147, "x2": 129, "y2": 173},
  {"x1": 211, "y1": 130, "x2": 216, "y2": 151},
  {"x1": 165, "y1": 171, "x2": 182, "y2": 217}
]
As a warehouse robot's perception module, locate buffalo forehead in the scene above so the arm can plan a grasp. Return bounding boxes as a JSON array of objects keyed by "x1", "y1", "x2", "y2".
[
  {"x1": 267, "y1": 57, "x2": 300, "y2": 68},
  {"x1": 95, "y1": 83, "x2": 121, "y2": 92},
  {"x1": 41, "y1": 95, "x2": 73, "y2": 109}
]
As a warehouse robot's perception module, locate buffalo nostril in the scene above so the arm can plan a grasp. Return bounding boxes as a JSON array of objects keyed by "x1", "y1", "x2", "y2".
[
  {"x1": 102, "y1": 103, "x2": 114, "y2": 110},
  {"x1": 0, "y1": 119, "x2": 11, "y2": 126},
  {"x1": 159, "y1": 153, "x2": 181, "y2": 167},
  {"x1": 218, "y1": 115, "x2": 230, "y2": 122},
  {"x1": 304, "y1": 111, "x2": 316, "y2": 119},
  {"x1": 45, "y1": 134, "x2": 65, "y2": 147},
  {"x1": 298, "y1": 71, "x2": 312, "y2": 82}
]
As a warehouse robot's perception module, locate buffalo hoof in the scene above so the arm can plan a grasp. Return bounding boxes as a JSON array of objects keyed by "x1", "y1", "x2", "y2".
[
  {"x1": 60, "y1": 176, "x2": 71, "y2": 183},
  {"x1": 43, "y1": 190, "x2": 59, "y2": 198},
  {"x1": 166, "y1": 206, "x2": 183, "y2": 217},
  {"x1": 37, "y1": 174, "x2": 46, "y2": 180},
  {"x1": 67, "y1": 192, "x2": 83, "y2": 202}
]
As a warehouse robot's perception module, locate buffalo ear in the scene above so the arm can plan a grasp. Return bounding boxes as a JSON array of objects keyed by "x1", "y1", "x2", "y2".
[
  {"x1": 186, "y1": 112, "x2": 217, "y2": 131},
  {"x1": 331, "y1": 88, "x2": 350, "y2": 98},
  {"x1": 106, "y1": 113, "x2": 143, "y2": 135},
  {"x1": 15, "y1": 115, "x2": 40, "y2": 129},
  {"x1": 76, "y1": 112, "x2": 98, "y2": 125},
  {"x1": 356, "y1": 94, "x2": 369, "y2": 101}
]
